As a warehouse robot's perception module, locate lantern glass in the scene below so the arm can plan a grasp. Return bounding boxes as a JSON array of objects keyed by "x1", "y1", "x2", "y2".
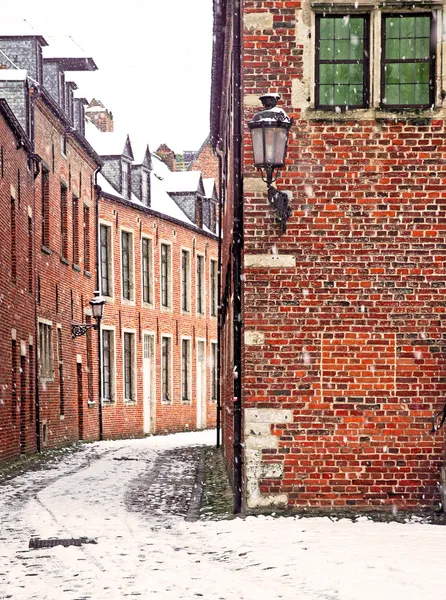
[
  {"x1": 264, "y1": 127, "x2": 288, "y2": 166},
  {"x1": 90, "y1": 296, "x2": 105, "y2": 320},
  {"x1": 251, "y1": 127, "x2": 265, "y2": 166}
]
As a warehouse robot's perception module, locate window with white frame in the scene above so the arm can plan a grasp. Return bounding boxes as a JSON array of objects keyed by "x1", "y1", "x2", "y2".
[
  {"x1": 196, "y1": 254, "x2": 205, "y2": 314},
  {"x1": 102, "y1": 329, "x2": 115, "y2": 402},
  {"x1": 160, "y1": 243, "x2": 171, "y2": 308},
  {"x1": 210, "y1": 259, "x2": 218, "y2": 317},
  {"x1": 39, "y1": 322, "x2": 53, "y2": 380},
  {"x1": 181, "y1": 338, "x2": 191, "y2": 403},
  {"x1": 142, "y1": 237, "x2": 153, "y2": 305},
  {"x1": 123, "y1": 331, "x2": 135, "y2": 402},
  {"x1": 211, "y1": 342, "x2": 218, "y2": 403},
  {"x1": 100, "y1": 224, "x2": 113, "y2": 296},
  {"x1": 181, "y1": 249, "x2": 190, "y2": 312},
  {"x1": 121, "y1": 230, "x2": 134, "y2": 301},
  {"x1": 314, "y1": 11, "x2": 436, "y2": 111},
  {"x1": 161, "y1": 336, "x2": 172, "y2": 403}
]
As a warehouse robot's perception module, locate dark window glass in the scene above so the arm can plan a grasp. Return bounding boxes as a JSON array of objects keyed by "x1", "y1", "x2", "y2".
[
  {"x1": 102, "y1": 330, "x2": 113, "y2": 402},
  {"x1": 121, "y1": 231, "x2": 132, "y2": 300},
  {"x1": 211, "y1": 260, "x2": 217, "y2": 317},
  {"x1": 124, "y1": 332, "x2": 134, "y2": 401},
  {"x1": 382, "y1": 14, "x2": 434, "y2": 108},
  {"x1": 211, "y1": 343, "x2": 218, "y2": 402},
  {"x1": 83, "y1": 206, "x2": 90, "y2": 271},
  {"x1": 181, "y1": 250, "x2": 189, "y2": 311},
  {"x1": 161, "y1": 243, "x2": 170, "y2": 307},
  {"x1": 72, "y1": 195, "x2": 79, "y2": 265},
  {"x1": 41, "y1": 168, "x2": 49, "y2": 247},
  {"x1": 182, "y1": 339, "x2": 190, "y2": 402},
  {"x1": 162, "y1": 337, "x2": 171, "y2": 402},
  {"x1": 142, "y1": 238, "x2": 152, "y2": 304},
  {"x1": 60, "y1": 184, "x2": 68, "y2": 259},
  {"x1": 316, "y1": 15, "x2": 369, "y2": 109},
  {"x1": 100, "y1": 225, "x2": 111, "y2": 296},
  {"x1": 197, "y1": 255, "x2": 204, "y2": 314}
]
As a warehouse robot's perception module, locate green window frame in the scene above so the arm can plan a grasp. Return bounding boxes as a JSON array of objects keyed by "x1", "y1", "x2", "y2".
[
  {"x1": 382, "y1": 14, "x2": 435, "y2": 109},
  {"x1": 315, "y1": 14, "x2": 369, "y2": 110}
]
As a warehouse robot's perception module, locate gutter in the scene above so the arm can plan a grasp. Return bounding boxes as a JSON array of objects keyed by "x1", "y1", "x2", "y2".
[
  {"x1": 232, "y1": 0, "x2": 244, "y2": 515},
  {"x1": 215, "y1": 143, "x2": 224, "y2": 448},
  {"x1": 94, "y1": 167, "x2": 104, "y2": 441}
]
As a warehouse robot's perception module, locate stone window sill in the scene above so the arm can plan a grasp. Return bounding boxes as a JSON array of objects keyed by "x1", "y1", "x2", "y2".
[{"x1": 41, "y1": 245, "x2": 52, "y2": 256}]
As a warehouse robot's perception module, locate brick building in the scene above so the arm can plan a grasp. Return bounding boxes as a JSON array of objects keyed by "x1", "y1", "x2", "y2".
[
  {"x1": 0, "y1": 26, "x2": 218, "y2": 462},
  {"x1": 86, "y1": 117, "x2": 219, "y2": 438},
  {"x1": 211, "y1": 1, "x2": 446, "y2": 512}
]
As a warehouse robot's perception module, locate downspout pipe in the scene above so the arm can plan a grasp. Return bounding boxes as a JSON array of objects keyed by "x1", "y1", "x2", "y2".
[
  {"x1": 232, "y1": 0, "x2": 244, "y2": 514},
  {"x1": 215, "y1": 142, "x2": 224, "y2": 448},
  {"x1": 32, "y1": 153, "x2": 41, "y2": 452},
  {"x1": 94, "y1": 167, "x2": 103, "y2": 441}
]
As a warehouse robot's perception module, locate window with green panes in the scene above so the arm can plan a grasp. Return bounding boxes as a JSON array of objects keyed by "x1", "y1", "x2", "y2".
[
  {"x1": 382, "y1": 14, "x2": 435, "y2": 108},
  {"x1": 316, "y1": 15, "x2": 369, "y2": 109}
]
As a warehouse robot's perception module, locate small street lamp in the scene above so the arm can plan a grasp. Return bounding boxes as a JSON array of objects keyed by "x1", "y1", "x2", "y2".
[
  {"x1": 248, "y1": 93, "x2": 294, "y2": 233},
  {"x1": 71, "y1": 291, "x2": 106, "y2": 338},
  {"x1": 71, "y1": 290, "x2": 106, "y2": 441}
]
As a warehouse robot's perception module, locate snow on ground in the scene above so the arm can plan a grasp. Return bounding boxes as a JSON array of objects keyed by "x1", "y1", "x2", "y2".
[{"x1": 1, "y1": 429, "x2": 446, "y2": 599}]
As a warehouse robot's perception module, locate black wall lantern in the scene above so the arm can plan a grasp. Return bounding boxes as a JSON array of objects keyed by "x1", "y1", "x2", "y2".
[
  {"x1": 71, "y1": 291, "x2": 106, "y2": 339},
  {"x1": 248, "y1": 93, "x2": 294, "y2": 234}
]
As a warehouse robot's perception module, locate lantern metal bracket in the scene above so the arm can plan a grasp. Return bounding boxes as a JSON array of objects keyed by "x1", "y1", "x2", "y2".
[
  {"x1": 71, "y1": 323, "x2": 98, "y2": 339},
  {"x1": 268, "y1": 185, "x2": 291, "y2": 234}
]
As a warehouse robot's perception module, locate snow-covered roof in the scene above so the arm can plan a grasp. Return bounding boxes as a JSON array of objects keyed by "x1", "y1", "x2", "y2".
[
  {"x1": 0, "y1": 70, "x2": 27, "y2": 81},
  {"x1": 85, "y1": 120, "x2": 132, "y2": 158},
  {"x1": 165, "y1": 171, "x2": 202, "y2": 194},
  {"x1": 85, "y1": 105, "x2": 105, "y2": 113},
  {"x1": 131, "y1": 139, "x2": 151, "y2": 166},
  {"x1": 150, "y1": 173, "x2": 194, "y2": 226},
  {"x1": 0, "y1": 18, "x2": 47, "y2": 43},
  {"x1": 42, "y1": 36, "x2": 97, "y2": 71},
  {"x1": 151, "y1": 153, "x2": 171, "y2": 178},
  {"x1": 203, "y1": 178, "x2": 216, "y2": 199}
]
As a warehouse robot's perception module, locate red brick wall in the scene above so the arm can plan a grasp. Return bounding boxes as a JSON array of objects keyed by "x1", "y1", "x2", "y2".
[
  {"x1": 34, "y1": 99, "x2": 100, "y2": 450},
  {"x1": 190, "y1": 142, "x2": 219, "y2": 180},
  {"x1": 218, "y1": 1, "x2": 446, "y2": 511},
  {"x1": 0, "y1": 111, "x2": 36, "y2": 461},
  {"x1": 99, "y1": 194, "x2": 218, "y2": 438}
]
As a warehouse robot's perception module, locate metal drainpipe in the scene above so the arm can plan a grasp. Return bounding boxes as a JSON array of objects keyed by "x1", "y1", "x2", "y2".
[
  {"x1": 232, "y1": 0, "x2": 244, "y2": 514},
  {"x1": 215, "y1": 143, "x2": 224, "y2": 448},
  {"x1": 94, "y1": 167, "x2": 103, "y2": 440},
  {"x1": 30, "y1": 87, "x2": 41, "y2": 453}
]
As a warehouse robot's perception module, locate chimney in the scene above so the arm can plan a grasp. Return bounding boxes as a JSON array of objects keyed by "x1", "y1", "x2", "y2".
[
  {"x1": 156, "y1": 144, "x2": 176, "y2": 171},
  {"x1": 86, "y1": 98, "x2": 114, "y2": 132}
]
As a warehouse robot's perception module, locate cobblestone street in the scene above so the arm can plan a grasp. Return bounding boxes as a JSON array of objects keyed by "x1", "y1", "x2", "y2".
[{"x1": 2, "y1": 430, "x2": 446, "y2": 600}]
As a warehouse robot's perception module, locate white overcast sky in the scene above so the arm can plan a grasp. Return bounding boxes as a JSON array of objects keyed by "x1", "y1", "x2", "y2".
[{"x1": 4, "y1": 1, "x2": 213, "y2": 154}]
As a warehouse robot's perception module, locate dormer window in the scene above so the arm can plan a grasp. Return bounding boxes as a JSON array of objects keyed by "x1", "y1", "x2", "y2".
[
  {"x1": 122, "y1": 161, "x2": 130, "y2": 199},
  {"x1": 142, "y1": 171, "x2": 149, "y2": 206}
]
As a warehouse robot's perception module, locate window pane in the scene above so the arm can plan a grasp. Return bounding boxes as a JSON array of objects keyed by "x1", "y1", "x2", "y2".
[
  {"x1": 386, "y1": 38, "x2": 400, "y2": 60},
  {"x1": 349, "y1": 18, "x2": 364, "y2": 38},
  {"x1": 400, "y1": 63, "x2": 415, "y2": 84},
  {"x1": 320, "y1": 17, "x2": 334, "y2": 39},
  {"x1": 349, "y1": 85, "x2": 363, "y2": 105},
  {"x1": 417, "y1": 17, "x2": 430, "y2": 37},
  {"x1": 349, "y1": 39, "x2": 364, "y2": 60},
  {"x1": 385, "y1": 63, "x2": 400, "y2": 85},
  {"x1": 349, "y1": 64, "x2": 363, "y2": 84},
  {"x1": 400, "y1": 38, "x2": 415, "y2": 59},
  {"x1": 335, "y1": 17, "x2": 350, "y2": 39},
  {"x1": 320, "y1": 64, "x2": 334, "y2": 84},
  {"x1": 335, "y1": 63, "x2": 349, "y2": 82},
  {"x1": 319, "y1": 40, "x2": 334, "y2": 60},
  {"x1": 334, "y1": 85, "x2": 349, "y2": 105},
  {"x1": 335, "y1": 40, "x2": 350, "y2": 59},
  {"x1": 399, "y1": 84, "x2": 415, "y2": 105},
  {"x1": 386, "y1": 18, "x2": 400, "y2": 38},
  {"x1": 385, "y1": 85, "x2": 400, "y2": 105},
  {"x1": 400, "y1": 17, "x2": 415, "y2": 39},
  {"x1": 415, "y1": 37, "x2": 429, "y2": 59},
  {"x1": 320, "y1": 85, "x2": 334, "y2": 106},
  {"x1": 416, "y1": 63, "x2": 429, "y2": 83},
  {"x1": 415, "y1": 84, "x2": 430, "y2": 105}
]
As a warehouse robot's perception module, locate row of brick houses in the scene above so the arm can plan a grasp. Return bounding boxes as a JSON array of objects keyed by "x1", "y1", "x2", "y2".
[
  {"x1": 0, "y1": 25, "x2": 218, "y2": 462},
  {"x1": 212, "y1": 1, "x2": 446, "y2": 513}
]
